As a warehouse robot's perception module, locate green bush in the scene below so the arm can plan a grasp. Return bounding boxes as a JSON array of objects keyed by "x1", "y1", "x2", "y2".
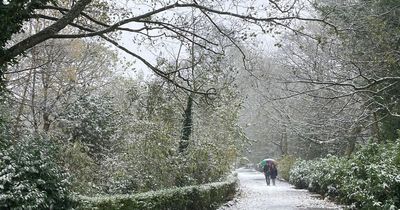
[
  {"x1": 61, "y1": 141, "x2": 101, "y2": 195},
  {"x1": 0, "y1": 136, "x2": 74, "y2": 209},
  {"x1": 289, "y1": 141, "x2": 400, "y2": 209},
  {"x1": 339, "y1": 142, "x2": 400, "y2": 209},
  {"x1": 289, "y1": 159, "x2": 313, "y2": 189},
  {"x1": 307, "y1": 155, "x2": 350, "y2": 196},
  {"x1": 77, "y1": 173, "x2": 238, "y2": 210},
  {"x1": 277, "y1": 155, "x2": 296, "y2": 181}
]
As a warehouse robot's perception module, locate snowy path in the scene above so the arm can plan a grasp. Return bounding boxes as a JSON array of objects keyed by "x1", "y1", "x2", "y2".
[{"x1": 219, "y1": 168, "x2": 343, "y2": 210}]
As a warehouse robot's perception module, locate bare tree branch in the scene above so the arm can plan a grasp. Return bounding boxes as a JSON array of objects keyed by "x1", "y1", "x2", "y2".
[{"x1": 0, "y1": 0, "x2": 92, "y2": 66}]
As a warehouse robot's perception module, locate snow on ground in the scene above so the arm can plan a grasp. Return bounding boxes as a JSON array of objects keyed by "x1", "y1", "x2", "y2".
[{"x1": 219, "y1": 168, "x2": 343, "y2": 210}]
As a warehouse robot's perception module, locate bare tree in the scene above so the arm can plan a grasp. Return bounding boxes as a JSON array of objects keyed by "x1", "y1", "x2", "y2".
[
  {"x1": 7, "y1": 37, "x2": 116, "y2": 135},
  {"x1": 1, "y1": 0, "x2": 335, "y2": 94},
  {"x1": 244, "y1": 0, "x2": 400, "y2": 159}
]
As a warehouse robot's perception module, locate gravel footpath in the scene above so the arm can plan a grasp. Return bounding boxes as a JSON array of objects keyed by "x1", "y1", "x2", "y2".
[{"x1": 218, "y1": 168, "x2": 344, "y2": 210}]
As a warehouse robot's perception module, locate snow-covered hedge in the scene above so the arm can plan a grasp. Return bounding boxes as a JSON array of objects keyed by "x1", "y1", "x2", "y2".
[
  {"x1": 289, "y1": 141, "x2": 400, "y2": 209},
  {"x1": 77, "y1": 173, "x2": 237, "y2": 210}
]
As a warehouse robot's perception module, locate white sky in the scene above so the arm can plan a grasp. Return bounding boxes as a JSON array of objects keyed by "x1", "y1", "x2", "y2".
[{"x1": 110, "y1": 0, "x2": 290, "y2": 79}]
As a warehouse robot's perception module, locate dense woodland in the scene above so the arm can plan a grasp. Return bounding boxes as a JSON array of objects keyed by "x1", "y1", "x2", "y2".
[{"x1": 0, "y1": 0, "x2": 399, "y2": 209}]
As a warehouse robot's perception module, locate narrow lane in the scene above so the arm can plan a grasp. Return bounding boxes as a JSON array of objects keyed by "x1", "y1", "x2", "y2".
[{"x1": 219, "y1": 168, "x2": 343, "y2": 210}]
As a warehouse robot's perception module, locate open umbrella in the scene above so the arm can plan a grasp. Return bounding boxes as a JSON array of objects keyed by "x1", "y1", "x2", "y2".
[{"x1": 260, "y1": 158, "x2": 276, "y2": 167}]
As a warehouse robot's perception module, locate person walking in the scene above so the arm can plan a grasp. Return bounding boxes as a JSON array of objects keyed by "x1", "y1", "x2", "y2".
[
  {"x1": 263, "y1": 162, "x2": 271, "y2": 185},
  {"x1": 270, "y1": 163, "x2": 278, "y2": 186}
]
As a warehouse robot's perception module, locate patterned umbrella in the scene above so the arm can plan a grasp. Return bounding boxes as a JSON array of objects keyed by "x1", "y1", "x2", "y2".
[{"x1": 260, "y1": 158, "x2": 276, "y2": 166}]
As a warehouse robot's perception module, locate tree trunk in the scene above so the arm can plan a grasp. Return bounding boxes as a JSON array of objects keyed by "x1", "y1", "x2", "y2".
[
  {"x1": 13, "y1": 70, "x2": 32, "y2": 138},
  {"x1": 345, "y1": 126, "x2": 361, "y2": 157},
  {"x1": 41, "y1": 65, "x2": 51, "y2": 133},
  {"x1": 372, "y1": 112, "x2": 381, "y2": 143},
  {"x1": 179, "y1": 94, "x2": 193, "y2": 153},
  {"x1": 282, "y1": 127, "x2": 288, "y2": 155}
]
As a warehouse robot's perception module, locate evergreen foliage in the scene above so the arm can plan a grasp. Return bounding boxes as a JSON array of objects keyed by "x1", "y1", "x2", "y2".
[
  {"x1": 289, "y1": 140, "x2": 400, "y2": 209},
  {"x1": 277, "y1": 155, "x2": 296, "y2": 181},
  {"x1": 57, "y1": 95, "x2": 117, "y2": 160},
  {"x1": 0, "y1": 136, "x2": 74, "y2": 209}
]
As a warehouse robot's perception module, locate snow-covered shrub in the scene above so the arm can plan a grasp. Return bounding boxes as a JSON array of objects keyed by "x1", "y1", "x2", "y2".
[
  {"x1": 237, "y1": 157, "x2": 251, "y2": 168},
  {"x1": 100, "y1": 120, "x2": 179, "y2": 194},
  {"x1": 77, "y1": 173, "x2": 237, "y2": 210},
  {"x1": 0, "y1": 136, "x2": 74, "y2": 209},
  {"x1": 61, "y1": 141, "x2": 102, "y2": 195},
  {"x1": 57, "y1": 95, "x2": 117, "y2": 160},
  {"x1": 307, "y1": 155, "x2": 350, "y2": 196},
  {"x1": 289, "y1": 141, "x2": 400, "y2": 209},
  {"x1": 176, "y1": 142, "x2": 236, "y2": 186},
  {"x1": 289, "y1": 159, "x2": 313, "y2": 189},
  {"x1": 338, "y1": 142, "x2": 400, "y2": 209}
]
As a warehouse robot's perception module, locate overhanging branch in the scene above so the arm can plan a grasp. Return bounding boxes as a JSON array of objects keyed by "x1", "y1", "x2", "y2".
[{"x1": 0, "y1": 0, "x2": 92, "y2": 66}]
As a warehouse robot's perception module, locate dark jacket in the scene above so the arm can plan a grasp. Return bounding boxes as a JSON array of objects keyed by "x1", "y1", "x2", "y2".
[
  {"x1": 270, "y1": 166, "x2": 278, "y2": 179},
  {"x1": 263, "y1": 164, "x2": 270, "y2": 175}
]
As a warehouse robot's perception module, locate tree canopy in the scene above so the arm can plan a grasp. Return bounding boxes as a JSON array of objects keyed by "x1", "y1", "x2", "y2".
[{"x1": 0, "y1": 0, "x2": 332, "y2": 94}]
